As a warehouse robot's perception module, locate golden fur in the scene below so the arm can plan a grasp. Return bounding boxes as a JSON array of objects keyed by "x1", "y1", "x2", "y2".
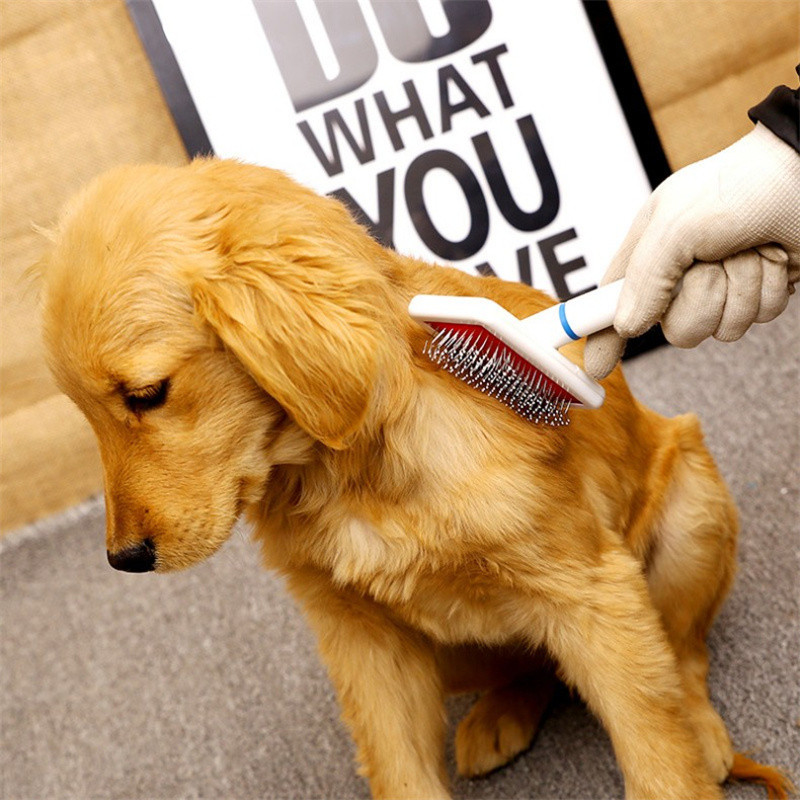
[{"x1": 40, "y1": 160, "x2": 790, "y2": 800}]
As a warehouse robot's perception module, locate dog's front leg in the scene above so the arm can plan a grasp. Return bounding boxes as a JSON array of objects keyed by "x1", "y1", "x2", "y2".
[
  {"x1": 287, "y1": 570, "x2": 449, "y2": 800},
  {"x1": 535, "y1": 544, "x2": 722, "y2": 800}
]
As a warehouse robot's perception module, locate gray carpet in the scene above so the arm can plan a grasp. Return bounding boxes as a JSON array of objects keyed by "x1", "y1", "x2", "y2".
[{"x1": 2, "y1": 305, "x2": 798, "y2": 800}]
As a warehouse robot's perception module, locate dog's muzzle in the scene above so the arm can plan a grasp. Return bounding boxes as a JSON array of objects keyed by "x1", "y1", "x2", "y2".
[{"x1": 107, "y1": 538, "x2": 156, "y2": 573}]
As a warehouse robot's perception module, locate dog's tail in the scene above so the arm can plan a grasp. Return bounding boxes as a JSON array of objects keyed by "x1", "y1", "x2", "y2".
[{"x1": 729, "y1": 752, "x2": 795, "y2": 799}]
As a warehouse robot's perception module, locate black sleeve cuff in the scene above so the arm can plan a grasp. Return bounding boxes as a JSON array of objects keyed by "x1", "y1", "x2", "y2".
[{"x1": 748, "y1": 65, "x2": 800, "y2": 153}]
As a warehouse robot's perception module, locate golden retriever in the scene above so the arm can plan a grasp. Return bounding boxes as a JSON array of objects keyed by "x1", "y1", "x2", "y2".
[{"x1": 39, "y1": 160, "x2": 790, "y2": 800}]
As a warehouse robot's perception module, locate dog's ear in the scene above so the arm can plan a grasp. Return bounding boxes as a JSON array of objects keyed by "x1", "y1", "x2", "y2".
[{"x1": 189, "y1": 170, "x2": 393, "y2": 449}]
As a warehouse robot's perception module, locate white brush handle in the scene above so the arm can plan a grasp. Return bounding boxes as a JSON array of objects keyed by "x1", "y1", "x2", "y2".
[
  {"x1": 522, "y1": 278, "x2": 684, "y2": 350},
  {"x1": 521, "y1": 280, "x2": 624, "y2": 349},
  {"x1": 558, "y1": 280, "x2": 625, "y2": 339}
]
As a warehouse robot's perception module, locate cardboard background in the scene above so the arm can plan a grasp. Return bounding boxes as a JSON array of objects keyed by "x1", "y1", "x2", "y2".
[{"x1": 1, "y1": 0, "x2": 798, "y2": 531}]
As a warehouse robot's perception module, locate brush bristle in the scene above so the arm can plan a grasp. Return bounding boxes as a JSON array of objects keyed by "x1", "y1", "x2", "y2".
[{"x1": 423, "y1": 322, "x2": 577, "y2": 426}]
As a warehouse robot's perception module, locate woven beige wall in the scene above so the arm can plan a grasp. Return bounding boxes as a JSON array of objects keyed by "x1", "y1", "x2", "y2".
[
  {"x1": 611, "y1": 0, "x2": 799, "y2": 168},
  {"x1": 1, "y1": 0, "x2": 187, "y2": 530},
  {"x1": 1, "y1": 0, "x2": 798, "y2": 531}
]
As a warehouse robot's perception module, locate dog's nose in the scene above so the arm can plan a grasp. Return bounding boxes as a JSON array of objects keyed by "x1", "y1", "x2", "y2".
[{"x1": 107, "y1": 539, "x2": 156, "y2": 573}]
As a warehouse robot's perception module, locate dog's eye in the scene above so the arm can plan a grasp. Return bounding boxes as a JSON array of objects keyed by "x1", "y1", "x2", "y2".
[{"x1": 124, "y1": 379, "x2": 169, "y2": 414}]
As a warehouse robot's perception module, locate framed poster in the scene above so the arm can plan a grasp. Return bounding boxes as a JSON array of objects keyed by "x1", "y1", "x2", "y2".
[{"x1": 128, "y1": 0, "x2": 669, "y2": 352}]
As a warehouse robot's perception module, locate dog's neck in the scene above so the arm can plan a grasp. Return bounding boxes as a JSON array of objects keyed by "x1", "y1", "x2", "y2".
[
  {"x1": 247, "y1": 273, "x2": 533, "y2": 558},
  {"x1": 259, "y1": 356, "x2": 505, "y2": 517}
]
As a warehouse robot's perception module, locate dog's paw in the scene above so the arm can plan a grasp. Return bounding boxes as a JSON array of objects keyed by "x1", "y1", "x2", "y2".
[
  {"x1": 693, "y1": 706, "x2": 734, "y2": 783},
  {"x1": 455, "y1": 686, "x2": 543, "y2": 778}
]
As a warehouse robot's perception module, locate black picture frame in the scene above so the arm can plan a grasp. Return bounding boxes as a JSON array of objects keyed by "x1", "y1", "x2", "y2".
[{"x1": 126, "y1": 0, "x2": 669, "y2": 357}]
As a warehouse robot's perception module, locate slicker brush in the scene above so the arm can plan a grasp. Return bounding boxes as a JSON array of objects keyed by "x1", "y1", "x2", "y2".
[{"x1": 409, "y1": 280, "x2": 626, "y2": 426}]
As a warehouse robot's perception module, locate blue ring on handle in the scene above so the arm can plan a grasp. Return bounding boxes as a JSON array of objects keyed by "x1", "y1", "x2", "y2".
[{"x1": 558, "y1": 303, "x2": 580, "y2": 340}]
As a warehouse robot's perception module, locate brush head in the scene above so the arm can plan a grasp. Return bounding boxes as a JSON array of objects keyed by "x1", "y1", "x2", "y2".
[
  {"x1": 409, "y1": 295, "x2": 606, "y2": 426},
  {"x1": 423, "y1": 322, "x2": 575, "y2": 426}
]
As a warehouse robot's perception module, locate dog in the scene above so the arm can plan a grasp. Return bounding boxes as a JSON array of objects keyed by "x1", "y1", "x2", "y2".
[{"x1": 39, "y1": 159, "x2": 790, "y2": 799}]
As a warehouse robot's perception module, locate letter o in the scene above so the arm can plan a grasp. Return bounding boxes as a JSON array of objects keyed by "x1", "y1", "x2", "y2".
[{"x1": 404, "y1": 150, "x2": 489, "y2": 260}]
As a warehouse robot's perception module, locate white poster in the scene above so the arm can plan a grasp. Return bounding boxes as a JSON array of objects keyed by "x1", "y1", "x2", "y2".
[{"x1": 146, "y1": 0, "x2": 656, "y2": 299}]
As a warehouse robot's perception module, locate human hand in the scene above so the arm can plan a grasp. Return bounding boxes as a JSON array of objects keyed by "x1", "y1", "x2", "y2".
[{"x1": 584, "y1": 123, "x2": 800, "y2": 380}]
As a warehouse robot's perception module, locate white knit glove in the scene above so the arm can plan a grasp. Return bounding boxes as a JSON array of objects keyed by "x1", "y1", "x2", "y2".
[{"x1": 585, "y1": 123, "x2": 800, "y2": 380}]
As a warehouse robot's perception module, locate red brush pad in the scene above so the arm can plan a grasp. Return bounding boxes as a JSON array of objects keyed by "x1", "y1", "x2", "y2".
[{"x1": 428, "y1": 322, "x2": 579, "y2": 404}]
